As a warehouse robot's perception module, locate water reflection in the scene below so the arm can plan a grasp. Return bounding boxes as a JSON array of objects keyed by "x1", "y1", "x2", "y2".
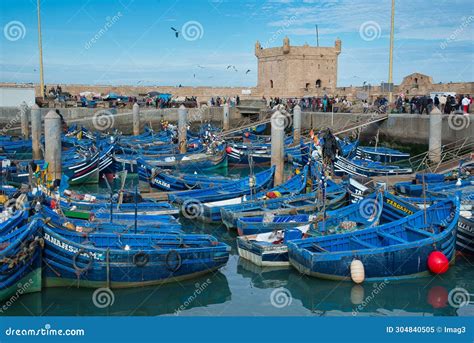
[{"x1": 3, "y1": 272, "x2": 231, "y2": 316}]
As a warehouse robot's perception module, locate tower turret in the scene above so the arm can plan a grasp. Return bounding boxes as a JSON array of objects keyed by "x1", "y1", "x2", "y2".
[
  {"x1": 283, "y1": 37, "x2": 290, "y2": 54},
  {"x1": 255, "y1": 40, "x2": 262, "y2": 57},
  {"x1": 335, "y1": 38, "x2": 341, "y2": 55}
]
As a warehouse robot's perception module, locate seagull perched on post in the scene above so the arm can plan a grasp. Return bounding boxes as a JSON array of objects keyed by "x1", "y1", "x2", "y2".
[{"x1": 170, "y1": 27, "x2": 179, "y2": 38}]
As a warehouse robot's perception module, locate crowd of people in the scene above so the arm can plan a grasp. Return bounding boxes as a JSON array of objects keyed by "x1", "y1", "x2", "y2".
[
  {"x1": 41, "y1": 84, "x2": 471, "y2": 115},
  {"x1": 263, "y1": 95, "x2": 355, "y2": 113},
  {"x1": 394, "y1": 94, "x2": 471, "y2": 114}
]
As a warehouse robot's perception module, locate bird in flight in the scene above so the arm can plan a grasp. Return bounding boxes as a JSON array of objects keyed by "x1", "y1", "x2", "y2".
[
  {"x1": 171, "y1": 27, "x2": 179, "y2": 38},
  {"x1": 197, "y1": 65, "x2": 205, "y2": 69},
  {"x1": 245, "y1": 69, "x2": 251, "y2": 74}
]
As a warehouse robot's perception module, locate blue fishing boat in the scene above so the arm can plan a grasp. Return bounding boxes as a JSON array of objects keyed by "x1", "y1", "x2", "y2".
[
  {"x1": 137, "y1": 147, "x2": 228, "y2": 173},
  {"x1": 0, "y1": 216, "x2": 43, "y2": 302},
  {"x1": 39, "y1": 205, "x2": 182, "y2": 235},
  {"x1": 334, "y1": 156, "x2": 412, "y2": 177},
  {"x1": 169, "y1": 167, "x2": 275, "y2": 206},
  {"x1": 200, "y1": 166, "x2": 309, "y2": 223},
  {"x1": 236, "y1": 190, "x2": 423, "y2": 262},
  {"x1": 356, "y1": 146, "x2": 410, "y2": 163},
  {"x1": 220, "y1": 192, "x2": 327, "y2": 230},
  {"x1": 237, "y1": 193, "x2": 383, "y2": 236},
  {"x1": 42, "y1": 224, "x2": 230, "y2": 288},
  {"x1": 139, "y1": 167, "x2": 236, "y2": 191},
  {"x1": 287, "y1": 197, "x2": 459, "y2": 281}
]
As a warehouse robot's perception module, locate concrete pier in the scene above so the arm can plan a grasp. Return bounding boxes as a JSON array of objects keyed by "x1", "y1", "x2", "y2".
[
  {"x1": 132, "y1": 102, "x2": 140, "y2": 136},
  {"x1": 429, "y1": 107, "x2": 442, "y2": 163},
  {"x1": 44, "y1": 110, "x2": 62, "y2": 181},
  {"x1": 293, "y1": 104, "x2": 301, "y2": 144},
  {"x1": 31, "y1": 104, "x2": 42, "y2": 160},
  {"x1": 20, "y1": 102, "x2": 29, "y2": 139},
  {"x1": 271, "y1": 110, "x2": 285, "y2": 186},
  {"x1": 178, "y1": 105, "x2": 188, "y2": 154},
  {"x1": 223, "y1": 103, "x2": 230, "y2": 131}
]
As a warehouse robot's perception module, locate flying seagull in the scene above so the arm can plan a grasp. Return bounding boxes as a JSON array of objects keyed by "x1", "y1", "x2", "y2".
[
  {"x1": 171, "y1": 27, "x2": 179, "y2": 38},
  {"x1": 245, "y1": 69, "x2": 251, "y2": 74}
]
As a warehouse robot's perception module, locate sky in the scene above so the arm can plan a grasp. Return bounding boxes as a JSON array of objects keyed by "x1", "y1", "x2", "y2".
[{"x1": 0, "y1": 0, "x2": 473, "y2": 88}]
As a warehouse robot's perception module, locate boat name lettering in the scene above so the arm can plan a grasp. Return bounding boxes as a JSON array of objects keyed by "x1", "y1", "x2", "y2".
[
  {"x1": 44, "y1": 233, "x2": 104, "y2": 260},
  {"x1": 385, "y1": 199, "x2": 414, "y2": 215}
]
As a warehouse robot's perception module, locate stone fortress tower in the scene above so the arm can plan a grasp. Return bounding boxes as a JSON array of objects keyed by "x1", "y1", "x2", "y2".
[{"x1": 255, "y1": 37, "x2": 341, "y2": 97}]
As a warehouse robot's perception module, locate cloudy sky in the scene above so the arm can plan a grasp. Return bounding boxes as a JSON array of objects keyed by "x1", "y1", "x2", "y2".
[{"x1": 0, "y1": 0, "x2": 472, "y2": 87}]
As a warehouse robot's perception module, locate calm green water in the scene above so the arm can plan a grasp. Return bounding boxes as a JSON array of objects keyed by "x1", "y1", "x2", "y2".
[{"x1": 3, "y1": 165, "x2": 474, "y2": 317}]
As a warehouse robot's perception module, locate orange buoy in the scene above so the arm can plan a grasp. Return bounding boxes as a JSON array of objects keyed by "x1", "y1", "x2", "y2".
[{"x1": 427, "y1": 251, "x2": 449, "y2": 274}]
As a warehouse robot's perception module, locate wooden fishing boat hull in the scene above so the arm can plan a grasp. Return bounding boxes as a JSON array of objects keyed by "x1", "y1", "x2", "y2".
[
  {"x1": 169, "y1": 167, "x2": 275, "y2": 205},
  {"x1": 199, "y1": 167, "x2": 309, "y2": 223},
  {"x1": 42, "y1": 228, "x2": 230, "y2": 288},
  {"x1": 289, "y1": 237, "x2": 456, "y2": 281},
  {"x1": 334, "y1": 156, "x2": 412, "y2": 178},
  {"x1": 0, "y1": 219, "x2": 43, "y2": 303},
  {"x1": 237, "y1": 240, "x2": 291, "y2": 267},
  {"x1": 64, "y1": 152, "x2": 100, "y2": 185},
  {"x1": 356, "y1": 146, "x2": 410, "y2": 163},
  {"x1": 457, "y1": 215, "x2": 474, "y2": 255},
  {"x1": 288, "y1": 198, "x2": 459, "y2": 281}
]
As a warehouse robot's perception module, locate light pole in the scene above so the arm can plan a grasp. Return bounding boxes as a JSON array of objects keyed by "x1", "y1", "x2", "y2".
[
  {"x1": 37, "y1": 0, "x2": 45, "y2": 98},
  {"x1": 388, "y1": 0, "x2": 395, "y2": 103}
]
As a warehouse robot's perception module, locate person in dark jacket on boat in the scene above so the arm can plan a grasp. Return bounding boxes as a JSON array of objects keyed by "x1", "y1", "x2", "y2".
[{"x1": 321, "y1": 128, "x2": 341, "y2": 176}]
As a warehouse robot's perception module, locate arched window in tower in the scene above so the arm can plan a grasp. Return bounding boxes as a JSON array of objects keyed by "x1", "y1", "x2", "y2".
[
  {"x1": 414, "y1": 77, "x2": 418, "y2": 84},
  {"x1": 315, "y1": 79, "x2": 322, "y2": 88},
  {"x1": 305, "y1": 83, "x2": 310, "y2": 90},
  {"x1": 270, "y1": 80, "x2": 274, "y2": 88}
]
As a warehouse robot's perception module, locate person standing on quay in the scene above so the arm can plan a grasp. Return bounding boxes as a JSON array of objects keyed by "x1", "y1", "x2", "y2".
[
  {"x1": 439, "y1": 94, "x2": 447, "y2": 113},
  {"x1": 461, "y1": 95, "x2": 470, "y2": 114}
]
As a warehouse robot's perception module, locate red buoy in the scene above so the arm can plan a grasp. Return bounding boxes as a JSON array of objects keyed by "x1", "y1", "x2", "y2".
[
  {"x1": 427, "y1": 286, "x2": 448, "y2": 308},
  {"x1": 244, "y1": 132, "x2": 250, "y2": 138},
  {"x1": 225, "y1": 147, "x2": 232, "y2": 154},
  {"x1": 427, "y1": 251, "x2": 449, "y2": 274}
]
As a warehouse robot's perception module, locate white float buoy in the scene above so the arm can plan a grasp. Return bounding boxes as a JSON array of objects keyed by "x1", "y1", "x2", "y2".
[{"x1": 350, "y1": 259, "x2": 365, "y2": 284}]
